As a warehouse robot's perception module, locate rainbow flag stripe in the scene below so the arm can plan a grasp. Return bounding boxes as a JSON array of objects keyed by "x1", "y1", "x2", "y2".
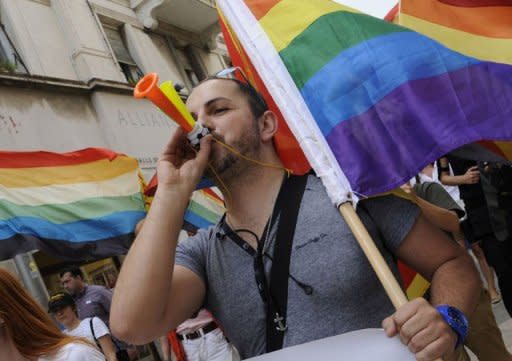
[
  {"x1": 400, "y1": 0, "x2": 512, "y2": 64},
  {"x1": 0, "y1": 148, "x2": 146, "y2": 260},
  {"x1": 184, "y1": 189, "x2": 225, "y2": 229},
  {"x1": 220, "y1": 0, "x2": 512, "y2": 198}
]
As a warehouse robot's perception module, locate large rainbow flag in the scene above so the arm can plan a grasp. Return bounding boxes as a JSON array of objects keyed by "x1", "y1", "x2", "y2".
[
  {"x1": 217, "y1": 0, "x2": 512, "y2": 299},
  {"x1": 0, "y1": 148, "x2": 146, "y2": 261},
  {"x1": 217, "y1": 0, "x2": 512, "y2": 205}
]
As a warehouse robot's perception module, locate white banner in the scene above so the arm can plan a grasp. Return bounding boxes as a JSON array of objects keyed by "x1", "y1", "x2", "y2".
[{"x1": 247, "y1": 329, "x2": 415, "y2": 361}]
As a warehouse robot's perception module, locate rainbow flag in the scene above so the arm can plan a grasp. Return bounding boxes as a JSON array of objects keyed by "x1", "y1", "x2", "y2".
[
  {"x1": 217, "y1": 0, "x2": 512, "y2": 204},
  {"x1": 184, "y1": 189, "x2": 225, "y2": 229},
  {"x1": 143, "y1": 179, "x2": 224, "y2": 230},
  {"x1": 0, "y1": 148, "x2": 146, "y2": 261},
  {"x1": 399, "y1": 0, "x2": 512, "y2": 161}
]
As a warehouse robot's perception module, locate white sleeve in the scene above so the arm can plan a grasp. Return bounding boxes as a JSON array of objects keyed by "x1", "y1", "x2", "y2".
[
  {"x1": 92, "y1": 317, "x2": 110, "y2": 339},
  {"x1": 65, "y1": 343, "x2": 106, "y2": 361}
]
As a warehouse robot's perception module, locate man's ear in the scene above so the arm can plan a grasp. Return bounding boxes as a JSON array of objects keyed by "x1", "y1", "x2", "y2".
[{"x1": 259, "y1": 110, "x2": 278, "y2": 142}]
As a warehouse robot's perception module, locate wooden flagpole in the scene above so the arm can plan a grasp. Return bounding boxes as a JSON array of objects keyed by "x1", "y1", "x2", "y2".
[{"x1": 339, "y1": 203, "x2": 443, "y2": 361}]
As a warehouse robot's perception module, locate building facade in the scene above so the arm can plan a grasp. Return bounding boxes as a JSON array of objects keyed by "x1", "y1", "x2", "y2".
[{"x1": 0, "y1": 0, "x2": 228, "y2": 179}]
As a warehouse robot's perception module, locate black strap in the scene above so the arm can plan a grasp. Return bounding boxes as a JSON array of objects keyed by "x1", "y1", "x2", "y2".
[
  {"x1": 216, "y1": 174, "x2": 309, "y2": 352},
  {"x1": 265, "y1": 174, "x2": 308, "y2": 352},
  {"x1": 89, "y1": 317, "x2": 101, "y2": 349}
]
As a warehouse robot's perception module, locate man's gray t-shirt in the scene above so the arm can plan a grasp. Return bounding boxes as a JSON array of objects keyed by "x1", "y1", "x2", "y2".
[
  {"x1": 75, "y1": 284, "x2": 112, "y2": 326},
  {"x1": 176, "y1": 175, "x2": 419, "y2": 358}
]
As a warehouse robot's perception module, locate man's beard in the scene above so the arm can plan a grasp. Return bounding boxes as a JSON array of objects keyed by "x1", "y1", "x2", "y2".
[{"x1": 206, "y1": 130, "x2": 260, "y2": 182}]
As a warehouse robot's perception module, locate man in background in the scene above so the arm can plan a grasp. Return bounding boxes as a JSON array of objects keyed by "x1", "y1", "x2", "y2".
[{"x1": 60, "y1": 266, "x2": 132, "y2": 361}]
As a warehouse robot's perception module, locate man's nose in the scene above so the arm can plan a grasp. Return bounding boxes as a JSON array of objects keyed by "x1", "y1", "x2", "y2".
[{"x1": 197, "y1": 117, "x2": 210, "y2": 129}]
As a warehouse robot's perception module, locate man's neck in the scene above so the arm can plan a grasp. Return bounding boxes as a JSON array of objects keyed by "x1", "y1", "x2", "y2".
[
  {"x1": 221, "y1": 165, "x2": 286, "y2": 247},
  {"x1": 76, "y1": 283, "x2": 86, "y2": 297}
]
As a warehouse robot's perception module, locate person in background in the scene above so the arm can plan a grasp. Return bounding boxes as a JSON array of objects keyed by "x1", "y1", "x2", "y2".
[
  {"x1": 0, "y1": 268, "x2": 105, "y2": 361},
  {"x1": 439, "y1": 156, "x2": 509, "y2": 311},
  {"x1": 60, "y1": 266, "x2": 132, "y2": 361},
  {"x1": 479, "y1": 161, "x2": 512, "y2": 317},
  {"x1": 48, "y1": 292, "x2": 118, "y2": 361},
  {"x1": 159, "y1": 309, "x2": 240, "y2": 361},
  {"x1": 403, "y1": 180, "x2": 511, "y2": 361},
  {"x1": 417, "y1": 162, "x2": 501, "y2": 303}
]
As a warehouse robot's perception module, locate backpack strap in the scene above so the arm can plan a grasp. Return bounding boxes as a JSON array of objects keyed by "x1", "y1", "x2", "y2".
[
  {"x1": 265, "y1": 174, "x2": 308, "y2": 352},
  {"x1": 89, "y1": 317, "x2": 101, "y2": 349}
]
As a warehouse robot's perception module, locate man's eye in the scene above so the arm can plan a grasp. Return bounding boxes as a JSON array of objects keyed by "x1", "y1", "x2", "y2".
[{"x1": 214, "y1": 107, "x2": 228, "y2": 114}]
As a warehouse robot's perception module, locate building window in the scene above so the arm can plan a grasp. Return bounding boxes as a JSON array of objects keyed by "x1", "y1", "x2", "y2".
[
  {"x1": 184, "y1": 45, "x2": 206, "y2": 81},
  {"x1": 175, "y1": 47, "x2": 200, "y2": 88},
  {"x1": 103, "y1": 25, "x2": 143, "y2": 84},
  {"x1": 0, "y1": 24, "x2": 27, "y2": 74}
]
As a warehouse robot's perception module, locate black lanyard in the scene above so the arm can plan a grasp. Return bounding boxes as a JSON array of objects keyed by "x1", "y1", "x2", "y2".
[{"x1": 219, "y1": 174, "x2": 308, "y2": 352}]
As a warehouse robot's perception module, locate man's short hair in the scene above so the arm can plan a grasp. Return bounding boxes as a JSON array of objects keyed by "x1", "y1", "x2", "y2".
[{"x1": 59, "y1": 266, "x2": 83, "y2": 280}]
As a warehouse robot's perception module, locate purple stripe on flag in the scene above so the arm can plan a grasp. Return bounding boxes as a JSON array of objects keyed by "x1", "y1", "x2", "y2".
[{"x1": 326, "y1": 62, "x2": 512, "y2": 196}]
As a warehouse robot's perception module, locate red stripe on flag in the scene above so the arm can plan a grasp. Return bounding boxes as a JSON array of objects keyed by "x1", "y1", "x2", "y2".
[
  {"x1": 244, "y1": 0, "x2": 282, "y2": 20},
  {"x1": 398, "y1": 262, "x2": 416, "y2": 289},
  {"x1": 384, "y1": 3, "x2": 399, "y2": 22},
  {"x1": 439, "y1": 0, "x2": 512, "y2": 6},
  {"x1": 477, "y1": 141, "x2": 508, "y2": 158},
  {"x1": 0, "y1": 148, "x2": 121, "y2": 168},
  {"x1": 402, "y1": 0, "x2": 512, "y2": 38},
  {"x1": 218, "y1": 9, "x2": 310, "y2": 175},
  {"x1": 203, "y1": 188, "x2": 224, "y2": 203},
  {"x1": 144, "y1": 173, "x2": 158, "y2": 196}
]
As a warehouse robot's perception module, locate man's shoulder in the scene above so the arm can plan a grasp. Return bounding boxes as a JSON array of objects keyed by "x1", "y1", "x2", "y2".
[
  {"x1": 190, "y1": 225, "x2": 218, "y2": 242},
  {"x1": 85, "y1": 284, "x2": 112, "y2": 296},
  {"x1": 87, "y1": 284, "x2": 109, "y2": 291},
  {"x1": 176, "y1": 225, "x2": 218, "y2": 256}
]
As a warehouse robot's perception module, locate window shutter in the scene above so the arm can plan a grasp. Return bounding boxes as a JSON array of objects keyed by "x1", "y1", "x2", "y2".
[{"x1": 104, "y1": 26, "x2": 135, "y2": 65}]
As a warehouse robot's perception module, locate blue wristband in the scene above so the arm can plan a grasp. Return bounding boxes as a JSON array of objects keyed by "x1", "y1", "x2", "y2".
[{"x1": 435, "y1": 305, "x2": 468, "y2": 349}]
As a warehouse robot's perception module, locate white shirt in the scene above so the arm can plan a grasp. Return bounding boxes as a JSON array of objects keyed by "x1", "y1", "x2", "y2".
[
  {"x1": 64, "y1": 317, "x2": 110, "y2": 345},
  {"x1": 38, "y1": 342, "x2": 105, "y2": 361}
]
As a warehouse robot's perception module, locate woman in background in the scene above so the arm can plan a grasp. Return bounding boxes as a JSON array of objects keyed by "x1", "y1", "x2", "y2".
[
  {"x1": 48, "y1": 292, "x2": 118, "y2": 361},
  {"x1": 0, "y1": 268, "x2": 105, "y2": 361}
]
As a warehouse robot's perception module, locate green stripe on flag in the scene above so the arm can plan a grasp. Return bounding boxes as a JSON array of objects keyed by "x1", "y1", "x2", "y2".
[
  {"x1": 187, "y1": 199, "x2": 223, "y2": 224},
  {"x1": 280, "y1": 11, "x2": 409, "y2": 89},
  {"x1": 0, "y1": 193, "x2": 145, "y2": 223}
]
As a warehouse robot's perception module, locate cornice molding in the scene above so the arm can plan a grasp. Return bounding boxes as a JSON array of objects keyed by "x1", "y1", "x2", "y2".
[
  {"x1": 132, "y1": 0, "x2": 166, "y2": 30},
  {"x1": 0, "y1": 73, "x2": 134, "y2": 95}
]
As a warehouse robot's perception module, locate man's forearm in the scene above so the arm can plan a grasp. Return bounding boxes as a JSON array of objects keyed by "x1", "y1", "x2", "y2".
[
  {"x1": 110, "y1": 187, "x2": 191, "y2": 340},
  {"x1": 429, "y1": 252, "x2": 481, "y2": 317}
]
